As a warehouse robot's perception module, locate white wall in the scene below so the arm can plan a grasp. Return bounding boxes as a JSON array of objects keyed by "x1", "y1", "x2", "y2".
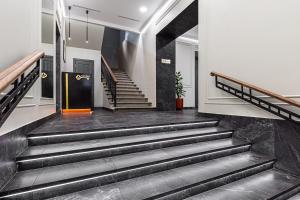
[
  {"x1": 122, "y1": 0, "x2": 196, "y2": 108},
  {"x1": 0, "y1": 0, "x2": 57, "y2": 136},
  {"x1": 198, "y1": 0, "x2": 300, "y2": 118},
  {"x1": 63, "y1": 47, "x2": 103, "y2": 107},
  {"x1": 176, "y1": 40, "x2": 197, "y2": 108}
]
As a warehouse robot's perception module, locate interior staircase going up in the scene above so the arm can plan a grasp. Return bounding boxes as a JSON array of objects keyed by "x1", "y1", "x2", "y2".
[
  {"x1": 0, "y1": 118, "x2": 300, "y2": 200},
  {"x1": 103, "y1": 69, "x2": 152, "y2": 110}
]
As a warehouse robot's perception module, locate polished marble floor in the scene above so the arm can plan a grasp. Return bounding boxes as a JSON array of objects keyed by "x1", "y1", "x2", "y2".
[{"x1": 31, "y1": 109, "x2": 212, "y2": 134}]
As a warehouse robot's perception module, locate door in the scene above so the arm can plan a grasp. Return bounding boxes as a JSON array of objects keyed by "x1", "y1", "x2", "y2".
[
  {"x1": 195, "y1": 51, "x2": 199, "y2": 109},
  {"x1": 73, "y1": 58, "x2": 94, "y2": 109},
  {"x1": 41, "y1": 55, "x2": 54, "y2": 98}
]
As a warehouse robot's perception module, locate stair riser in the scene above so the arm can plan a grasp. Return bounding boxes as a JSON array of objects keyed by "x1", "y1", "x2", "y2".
[
  {"x1": 1, "y1": 145, "x2": 250, "y2": 200},
  {"x1": 114, "y1": 104, "x2": 152, "y2": 108},
  {"x1": 19, "y1": 131, "x2": 233, "y2": 170},
  {"x1": 109, "y1": 99, "x2": 148, "y2": 103},
  {"x1": 106, "y1": 90, "x2": 141, "y2": 94},
  {"x1": 109, "y1": 94, "x2": 145, "y2": 98},
  {"x1": 268, "y1": 185, "x2": 300, "y2": 200},
  {"x1": 145, "y1": 161, "x2": 275, "y2": 200},
  {"x1": 104, "y1": 84, "x2": 138, "y2": 88},
  {"x1": 28, "y1": 121, "x2": 219, "y2": 145}
]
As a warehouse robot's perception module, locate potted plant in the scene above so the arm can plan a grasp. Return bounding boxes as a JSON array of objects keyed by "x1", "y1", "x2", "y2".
[{"x1": 175, "y1": 72, "x2": 186, "y2": 110}]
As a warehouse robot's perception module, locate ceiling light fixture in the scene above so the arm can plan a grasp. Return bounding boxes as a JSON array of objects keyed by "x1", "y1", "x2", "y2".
[
  {"x1": 68, "y1": 6, "x2": 72, "y2": 40},
  {"x1": 85, "y1": 10, "x2": 89, "y2": 44},
  {"x1": 140, "y1": 6, "x2": 148, "y2": 13}
]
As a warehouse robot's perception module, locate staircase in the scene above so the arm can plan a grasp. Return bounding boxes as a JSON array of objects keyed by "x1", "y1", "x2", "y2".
[
  {"x1": 1, "y1": 119, "x2": 300, "y2": 200},
  {"x1": 103, "y1": 69, "x2": 152, "y2": 110}
]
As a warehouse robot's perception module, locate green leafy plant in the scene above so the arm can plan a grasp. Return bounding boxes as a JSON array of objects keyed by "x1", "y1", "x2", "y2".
[{"x1": 175, "y1": 72, "x2": 186, "y2": 98}]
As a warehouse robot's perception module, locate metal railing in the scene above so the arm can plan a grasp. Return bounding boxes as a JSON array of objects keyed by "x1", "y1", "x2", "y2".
[
  {"x1": 211, "y1": 72, "x2": 300, "y2": 123},
  {"x1": 101, "y1": 55, "x2": 117, "y2": 107},
  {"x1": 0, "y1": 51, "x2": 44, "y2": 127}
]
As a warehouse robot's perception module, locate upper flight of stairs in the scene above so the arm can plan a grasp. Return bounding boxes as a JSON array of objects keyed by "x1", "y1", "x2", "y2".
[
  {"x1": 1, "y1": 119, "x2": 300, "y2": 200},
  {"x1": 103, "y1": 70, "x2": 152, "y2": 110}
]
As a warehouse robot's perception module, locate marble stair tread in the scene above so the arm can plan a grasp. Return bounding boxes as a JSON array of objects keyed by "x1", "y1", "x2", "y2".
[
  {"x1": 46, "y1": 152, "x2": 273, "y2": 200},
  {"x1": 3, "y1": 138, "x2": 246, "y2": 192},
  {"x1": 20, "y1": 127, "x2": 229, "y2": 157},
  {"x1": 289, "y1": 193, "x2": 300, "y2": 199},
  {"x1": 186, "y1": 170, "x2": 300, "y2": 200}
]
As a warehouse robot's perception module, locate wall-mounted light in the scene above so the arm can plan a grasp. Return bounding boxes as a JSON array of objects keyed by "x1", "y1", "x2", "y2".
[
  {"x1": 85, "y1": 10, "x2": 89, "y2": 44},
  {"x1": 68, "y1": 6, "x2": 72, "y2": 40}
]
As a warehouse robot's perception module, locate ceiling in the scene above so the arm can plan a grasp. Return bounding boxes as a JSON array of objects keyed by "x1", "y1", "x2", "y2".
[{"x1": 64, "y1": 0, "x2": 167, "y2": 32}]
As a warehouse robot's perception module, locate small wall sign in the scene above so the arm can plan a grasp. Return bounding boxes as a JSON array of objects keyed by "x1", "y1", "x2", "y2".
[{"x1": 161, "y1": 59, "x2": 172, "y2": 65}]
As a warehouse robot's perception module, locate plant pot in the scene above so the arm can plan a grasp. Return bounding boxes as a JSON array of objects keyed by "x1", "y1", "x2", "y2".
[{"x1": 176, "y1": 98, "x2": 184, "y2": 110}]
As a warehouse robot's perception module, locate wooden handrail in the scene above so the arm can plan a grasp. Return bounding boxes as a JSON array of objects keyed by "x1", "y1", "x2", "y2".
[
  {"x1": 211, "y1": 72, "x2": 300, "y2": 108},
  {"x1": 101, "y1": 55, "x2": 117, "y2": 82},
  {"x1": 0, "y1": 50, "x2": 44, "y2": 93}
]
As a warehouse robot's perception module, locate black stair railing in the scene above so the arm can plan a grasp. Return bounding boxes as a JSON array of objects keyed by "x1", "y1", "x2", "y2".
[
  {"x1": 101, "y1": 55, "x2": 117, "y2": 107},
  {"x1": 0, "y1": 51, "x2": 44, "y2": 127},
  {"x1": 211, "y1": 72, "x2": 300, "y2": 123}
]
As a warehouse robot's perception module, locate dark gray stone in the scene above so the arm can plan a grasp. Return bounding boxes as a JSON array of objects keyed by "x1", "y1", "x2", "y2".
[{"x1": 199, "y1": 113, "x2": 300, "y2": 177}]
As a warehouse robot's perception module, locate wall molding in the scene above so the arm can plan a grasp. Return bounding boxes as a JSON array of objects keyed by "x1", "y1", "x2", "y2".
[{"x1": 156, "y1": 0, "x2": 181, "y2": 25}]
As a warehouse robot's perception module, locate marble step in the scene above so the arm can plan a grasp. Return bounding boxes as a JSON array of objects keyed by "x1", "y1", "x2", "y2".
[
  {"x1": 47, "y1": 153, "x2": 273, "y2": 200},
  {"x1": 116, "y1": 86, "x2": 139, "y2": 89},
  {"x1": 114, "y1": 75, "x2": 129, "y2": 78},
  {"x1": 103, "y1": 83, "x2": 137, "y2": 88},
  {"x1": 28, "y1": 120, "x2": 219, "y2": 145},
  {"x1": 116, "y1": 77, "x2": 131, "y2": 80},
  {"x1": 186, "y1": 170, "x2": 300, "y2": 200},
  {"x1": 289, "y1": 192, "x2": 300, "y2": 200},
  {"x1": 0, "y1": 140, "x2": 250, "y2": 200},
  {"x1": 108, "y1": 93, "x2": 145, "y2": 98},
  {"x1": 116, "y1": 80, "x2": 135, "y2": 84},
  {"x1": 18, "y1": 128, "x2": 233, "y2": 170},
  {"x1": 113, "y1": 102, "x2": 152, "y2": 108},
  {"x1": 106, "y1": 90, "x2": 142, "y2": 94},
  {"x1": 109, "y1": 97, "x2": 148, "y2": 103}
]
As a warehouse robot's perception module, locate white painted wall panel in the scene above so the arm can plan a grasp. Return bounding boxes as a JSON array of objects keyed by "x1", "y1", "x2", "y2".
[
  {"x1": 198, "y1": 0, "x2": 300, "y2": 118},
  {"x1": 0, "y1": 0, "x2": 57, "y2": 136}
]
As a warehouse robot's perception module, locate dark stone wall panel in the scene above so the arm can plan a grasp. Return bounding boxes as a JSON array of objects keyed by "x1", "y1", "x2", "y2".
[
  {"x1": 0, "y1": 112, "x2": 58, "y2": 189},
  {"x1": 156, "y1": 37, "x2": 176, "y2": 111},
  {"x1": 199, "y1": 113, "x2": 300, "y2": 177}
]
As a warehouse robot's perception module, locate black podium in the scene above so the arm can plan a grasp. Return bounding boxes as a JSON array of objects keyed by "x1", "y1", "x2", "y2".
[{"x1": 62, "y1": 72, "x2": 93, "y2": 110}]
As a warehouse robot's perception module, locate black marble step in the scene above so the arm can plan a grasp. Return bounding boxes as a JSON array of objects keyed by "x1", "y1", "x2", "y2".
[
  {"x1": 269, "y1": 183, "x2": 300, "y2": 200},
  {"x1": 289, "y1": 192, "x2": 300, "y2": 200},
  {"x1": 28, "y1": 120, "x2": 219, "y2": 145},
  {"x1": 18, "y1": 128, "x2": 233, "y2": 170},
  {"x1": 1, "y1": 140, "x2": 250, "y2": 199},
  {"x1": 186, "y1": 170, "x2": 300, "y2": 200},
  {"x1": 47, "y1": 153, "x2": 273, "y2": 200},
  {"x1": 145, "y1": 161, "x2": 276, "y2": 200}
]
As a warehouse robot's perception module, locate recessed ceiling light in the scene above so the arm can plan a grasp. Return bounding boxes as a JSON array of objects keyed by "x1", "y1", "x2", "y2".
[{"x1": 140, "y1": 6, "x2": 148, "y2": 13}]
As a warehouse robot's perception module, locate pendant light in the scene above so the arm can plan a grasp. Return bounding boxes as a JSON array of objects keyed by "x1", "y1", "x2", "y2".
[
  {"x1": 68, "y1": 6, "x2": 72, "y2": 41},
  {"x1": 85, "y1": 10, "x2": 89, "y2": 44}
]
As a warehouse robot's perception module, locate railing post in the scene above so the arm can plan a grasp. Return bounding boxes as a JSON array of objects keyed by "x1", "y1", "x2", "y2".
[{"x1": 114, "y1": 83, "x2": 117, "y2": 108}]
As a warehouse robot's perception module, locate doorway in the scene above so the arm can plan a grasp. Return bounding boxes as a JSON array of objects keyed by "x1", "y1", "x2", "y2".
[
  {"x1": 73, "y1": 58, "x2": 95, "y2": 109},
  {"x1": 156, "y1": 0, "x2": 198, "y2": 111}
]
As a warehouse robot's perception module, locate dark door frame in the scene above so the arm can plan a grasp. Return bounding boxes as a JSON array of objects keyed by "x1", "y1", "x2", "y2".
[
  {"x1": 55, "y1": 23, "x2": 61, "y2": 111},
  {"x1": 195, "y1": 51, "x2": 199, "y2": 109},
  {"x1": 156, "y1": 0, "x2": 198, "y2": 111}
]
